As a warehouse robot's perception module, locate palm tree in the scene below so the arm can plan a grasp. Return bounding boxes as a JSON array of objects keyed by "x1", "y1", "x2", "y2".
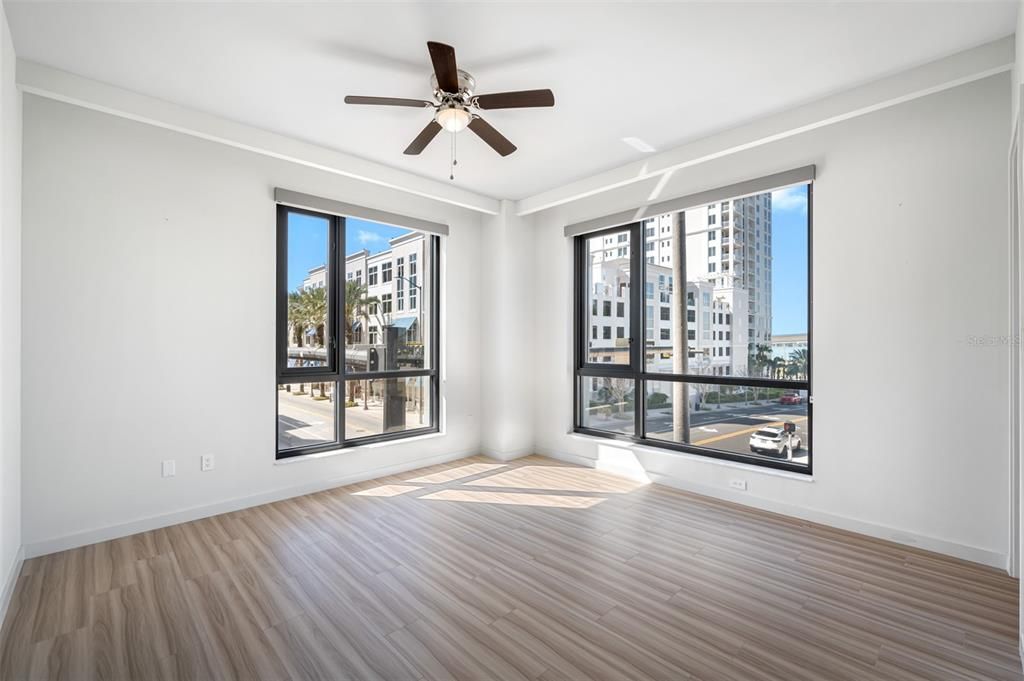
[
  {"x1": 789, "y1": 347, "x2": 809, "y2": 380},
  {"x1": 286, "y1": 290, "x2": 307, "y2": 393},
  {"x1": 342, "y1": 281, "x2": 380, "y2": 404},
  {"x1": 286, "y1": 286, "x2": 328, "y2": 397},
  {"x1": 297, "y1": 287, "x2": 327, "y2": 349},
  {"x1": 341, "y1": 281, "x2": 382, "y2": 342}
]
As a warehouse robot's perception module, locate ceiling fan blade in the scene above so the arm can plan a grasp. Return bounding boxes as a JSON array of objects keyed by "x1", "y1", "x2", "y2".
[
  {"x1": 345, "y1": 96, "x2": 433, "y2": 108},
  {"x1": 404, "y1": 120, "x2": 443, "y2": 155},
  {"x1": 474, "y1": 89, "x2": 555, "y2": 110},
  {"x1": 468, "y1": 117, "x2": 517, "y2": 157},
  {"x1": 427, "y1": 41, "x2": 460, "y2": 93}
]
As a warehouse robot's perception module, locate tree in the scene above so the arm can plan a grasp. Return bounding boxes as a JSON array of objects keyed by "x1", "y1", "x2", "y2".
[
  {"x1": 750, "y1": 343, "x2": 773, "y2": 378},
  {"x1": 789, "y1": 347, "x2": 809, "y2": 380},
  {"x1": 343, "y1": 281, "x2": 380, "y2": 404},
  {"x1": 286, "y1": 286, "x2": 328, "y2": 398}
]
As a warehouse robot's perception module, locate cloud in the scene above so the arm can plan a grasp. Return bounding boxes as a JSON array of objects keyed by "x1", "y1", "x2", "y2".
[
  {"x1": 771, "y1": 186, "x2": 807, "y2": 213},
  {"x1": 357, "y1": 229, "x2": 385, "y2": 245}
]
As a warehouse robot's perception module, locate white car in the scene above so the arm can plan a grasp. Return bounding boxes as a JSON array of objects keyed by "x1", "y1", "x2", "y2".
[{"x1": 749, "y1": 426, "x2": 802, "y2": 458}]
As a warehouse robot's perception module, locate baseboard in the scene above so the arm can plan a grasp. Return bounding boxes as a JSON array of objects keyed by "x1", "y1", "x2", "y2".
[
  {"x1": 23, "y1": 448, "x2": 477, "y2": 559},
  {"x1": 539, "y1": 449, "x2": 1007, "y2": 570},
  {"x1": 0, "y1": 545, "x2": 25, "y2": 630}
]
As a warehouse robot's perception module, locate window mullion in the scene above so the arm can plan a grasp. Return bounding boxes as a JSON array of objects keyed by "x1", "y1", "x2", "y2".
[
  {"x1": 631, "y1": 222, "x2": 644, "y2": 437},
  {"x1": 337, "y1": 215, "x2": 346, "y2": 446}
]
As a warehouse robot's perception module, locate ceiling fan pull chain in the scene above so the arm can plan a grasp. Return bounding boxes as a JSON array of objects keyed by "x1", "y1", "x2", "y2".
[{"x1": 449, "y1": 130, "x2": 457, "y2": 181}]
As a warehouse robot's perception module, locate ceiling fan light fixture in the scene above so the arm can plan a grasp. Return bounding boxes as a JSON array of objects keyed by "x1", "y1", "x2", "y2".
[{"x1": 436, "y1": 106, "x2": 471, "y2": 133}]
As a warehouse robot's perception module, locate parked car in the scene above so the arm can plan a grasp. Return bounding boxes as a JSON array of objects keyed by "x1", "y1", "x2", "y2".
[
  {"x1": 749, "y1": 426, "x2": 802, "y2": 458},
  {"x1": 779, "y1": 392, "x2": 803, "y2": 405}
]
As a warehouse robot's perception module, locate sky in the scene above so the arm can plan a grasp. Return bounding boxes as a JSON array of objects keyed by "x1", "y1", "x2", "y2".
[
  {"x1": 286, "y1": 214, "x2": 411, "y2": 292},
  {"x1": 769, "y1": 184, "x2": 809, "y2": 336}
]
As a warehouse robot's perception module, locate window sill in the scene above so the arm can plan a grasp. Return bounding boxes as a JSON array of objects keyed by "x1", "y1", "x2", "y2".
[
  {"x1": 274, "y1": 430, "x2": 446, "y2": 466},
  {"x1": 567, "y1": 432, "x2": 814, "y2": 482}
]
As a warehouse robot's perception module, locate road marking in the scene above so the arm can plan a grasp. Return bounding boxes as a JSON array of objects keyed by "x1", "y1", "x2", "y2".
[{"x1": 692, "y1": 416, "x2": 808, "y2": 447}]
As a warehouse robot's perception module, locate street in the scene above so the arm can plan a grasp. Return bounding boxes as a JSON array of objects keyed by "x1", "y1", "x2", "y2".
[
  {"x1": 585, "y1": 400, "x2": 810, "y2": 465},
  {"x1": 648, "y1": 401, "x2": 810, "y2": 464},
  {"x1": 277, "y1": 386, "x2": 429, "y2": 449}
]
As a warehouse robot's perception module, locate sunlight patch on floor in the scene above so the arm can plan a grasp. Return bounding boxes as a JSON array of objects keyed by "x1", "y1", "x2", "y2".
[
  {"x1": 420, "y1": 489, "x2": 606, "y2": 508},
  {"x1": 405, "y1": 462, "x2": 507, "y2": 484},
  {"x1": 352, "y1": 484, "x2": 422, "y2": 497},
  {"x1": 471, "y1": 465, "x2": 646, "y2": 494}
]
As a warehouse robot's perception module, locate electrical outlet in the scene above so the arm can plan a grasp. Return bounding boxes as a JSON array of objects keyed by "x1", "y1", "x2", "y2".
[
  {"x1": 729, "y1": 479, "x2": 748, "y2": 491},
  {"x1": 201, "y1": 455, "x2": 215, "y2": 472},
  {"x1": 162, "y1": 460, "x2": 176, "y2": 478}
]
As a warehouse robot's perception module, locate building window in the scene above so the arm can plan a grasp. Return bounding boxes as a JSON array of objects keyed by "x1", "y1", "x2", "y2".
[
  {"x1": 276, "y1": 206, "x2": 439, "y2": 459},
  {"x1": 616, "y1": 302, "x2": 625, "y2": 317},
  {"x1": 572, "y1": 180, "x2": 812, "y2": 473}
]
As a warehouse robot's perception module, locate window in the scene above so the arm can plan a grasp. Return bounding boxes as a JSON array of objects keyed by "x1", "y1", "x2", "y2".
[
  {"x1": 573, "y1": 180, "x2": 812, "y2": 473},
  {"x1": 277, "y1": 206, "x2": 439, "y2": 458},
  {"x1": 583, "y1": 229, "x2": 631, "y2": 365},
  {"x1": 616, "y1": 302, "x2": 625, "y2": 317}
]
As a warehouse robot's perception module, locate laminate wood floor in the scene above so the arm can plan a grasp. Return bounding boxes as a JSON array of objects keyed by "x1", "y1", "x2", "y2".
[{"x1": 1, "y1": 454, "x2": 1020, "y2": 681}]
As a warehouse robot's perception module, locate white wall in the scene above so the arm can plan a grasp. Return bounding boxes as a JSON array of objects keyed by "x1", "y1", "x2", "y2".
[
  {"x1": 0, "y1": 1, "x2": 22, "y2": 621},
  {"x1": 531, "y1": 73, "x2": 1012, "y2": 567},
  {"x1": 20, "y1": 95, "x2": 484, "y2": 554},
  {"x1": 479, "y1": 200, "x2": 535, "y2": 460}
]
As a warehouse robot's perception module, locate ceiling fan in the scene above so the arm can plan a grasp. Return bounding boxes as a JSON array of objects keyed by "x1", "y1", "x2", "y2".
[{"x1": 344, "y1": 41, "x2": 554, "y2": 161}]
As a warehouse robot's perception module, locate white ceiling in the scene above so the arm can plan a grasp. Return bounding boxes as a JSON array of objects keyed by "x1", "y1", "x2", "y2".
[{"x1": 5, "y1": 1, "x2": 1017, "y2": 200}]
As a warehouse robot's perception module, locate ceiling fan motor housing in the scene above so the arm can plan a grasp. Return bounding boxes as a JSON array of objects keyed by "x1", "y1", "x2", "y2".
[{"x1": 430, "y1": 69, "x2": 476, "y2": 99}]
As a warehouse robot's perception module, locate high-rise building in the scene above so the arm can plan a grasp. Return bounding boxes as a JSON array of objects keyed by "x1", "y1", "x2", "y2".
[
  {"x1": 585, "y1": 236, "x2": 747, "y2": 377},
  {"x1": 642, "y1": 192, "x2": 773, "y2": 369}
]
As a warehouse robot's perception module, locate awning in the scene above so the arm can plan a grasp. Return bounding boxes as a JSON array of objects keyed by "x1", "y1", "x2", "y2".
[{"x1": 392, "y1": 317, "x2": 418, "y2": 330}]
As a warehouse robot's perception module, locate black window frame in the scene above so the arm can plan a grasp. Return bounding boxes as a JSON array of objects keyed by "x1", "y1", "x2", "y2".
[
  {"x1": 275, "y1": 204, "x2": 441, "y2": 460},
  {"x1": 572, "y1": 184, "x2": 813, "y2": 475}
]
